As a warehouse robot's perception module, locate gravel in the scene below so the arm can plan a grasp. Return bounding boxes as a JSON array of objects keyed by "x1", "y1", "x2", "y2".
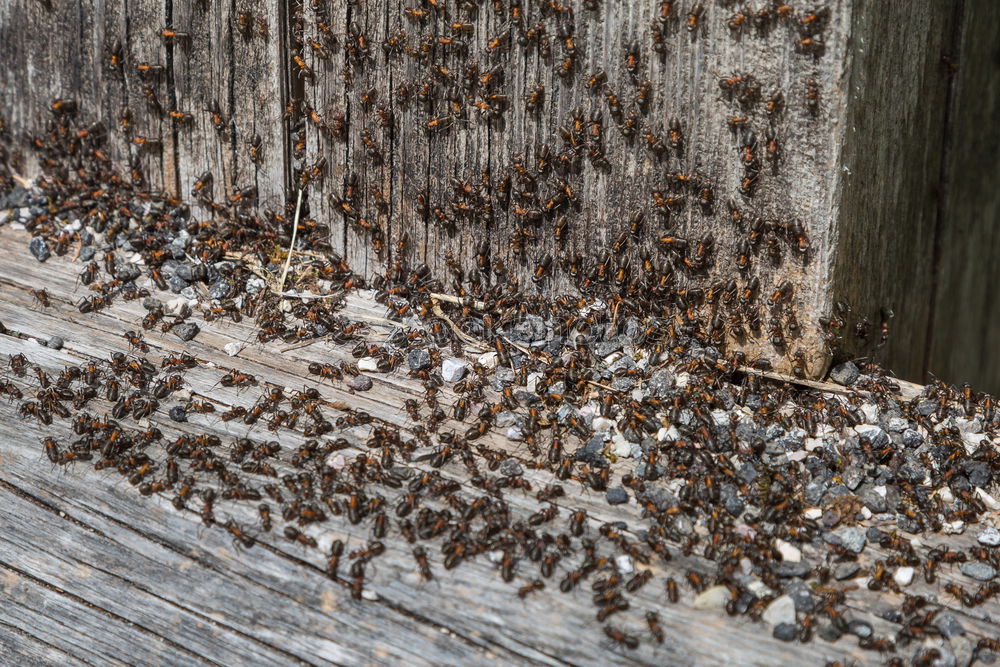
[
  {"x1": 829, "y1": 361, "x2": 859, "y2": 386},
  {"x1": 45, "y1": 336, "x2": 64, "y2": 350},
  {"x1": 347, "y1": 375, "x2": 373, "y2": 391},
  {"x1": 173, "y1": 323, "x2": 200, "y2": 342},
  {"x1": 978, "y1": 527, "x2": 1000, "y2": 546},
  {"x1": 407, "y1": 348, "x2": 431, "y2": 371},
  {"x1": 28, "y1": 236, "x2": 50, "y2": 262},
  {"x1": 605, "y1": 487, "x2": 628, "y2": 505},
  {"x1": 959, "y1": 561, "x2": 997, "y2": 581}
]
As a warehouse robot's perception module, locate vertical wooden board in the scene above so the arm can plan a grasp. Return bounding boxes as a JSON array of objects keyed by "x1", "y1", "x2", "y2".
[
  {"x1": 94, "y1": 0, "x2": 133, "y2": 171},
  {"x1": 229, "y1": 0, "x2": 287, "y2": 213},
  {"x1": 0, "y1": 2, "x2": 98, "y2": 156},
  {"x1": 171, "y1": 0, "x2": 234, "y2": 213},
  {"x1": 928, "y1": 2, "x2": 1000, "y2": 393},
  {"x1": 303, "y1": 0, "x2": 349, "y2": 259},
  {"x1": 121, "y1": 0, "x2": 168, "y2": 192},
  {"x1": 832, "y1": 1, "x2": 957, "y2": 382},
  {"x1": 340, "y1": 1, "x2": 375, "y2": 275}
]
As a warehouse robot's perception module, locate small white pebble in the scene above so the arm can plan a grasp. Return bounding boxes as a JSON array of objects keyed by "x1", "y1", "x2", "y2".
[
  {"x1": 976, "y1": 487, "x2": 1000, "y2": 511},
  {"x1": 357, "y1": 357, "x2": 380, "y2": 372},
  {"x1": 477, "y1": 351, "x2": 499, "y2": 369},
  {"x1": 611, "y1": 437, "x2": 632, "y2": 458},
  {"x1": 223, "y1": 342, "x2": 242, "y2": 356},
  {"x1": 943, "y1": 520, "x2": 966, "y2": 535},
  {"x1": 614, "y1": 555, "x2": 634, "y2": 574},
  {"x1": 591, "y1": 417, "x2": 614, "y2": 433},
  {"x1": 174, "y1": 389, "x2": 193, "y2": 402},
  {"x1": 860, "y1": 507, "x2": 872, "y2": 520},
  {"x1": 977, "y1": 527, "x2": 1000, "y2": 546},
  {"x1": 441, "y1": 358, "x2": 468, "y2": 382},
  {"x1": 326, "y1": 454, "x2": 346, "y2": 470},
  {"x1": 487, "y1": 550, "x2": 504, "y2": 565},
  {"x1": 894, "y1": 567, "x2": 914, "y2": 587},
  {"x1": 692, "y1": 585, "x2": 728, "y2": 610},
  {"x1": 803, "y1": 507, "x2": 823, "y2": 520},
  {"x1": 361, "y1": 590, "x2": 378, "y2": 601},
  {"x1": 776, "y1": 539, "x2": 801, "y2": 563}
]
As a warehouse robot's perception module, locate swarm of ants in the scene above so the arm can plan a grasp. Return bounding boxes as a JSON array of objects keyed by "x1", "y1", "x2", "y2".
[{"x1": 2, "y1": 0, "x2": 998, "y2": 663}]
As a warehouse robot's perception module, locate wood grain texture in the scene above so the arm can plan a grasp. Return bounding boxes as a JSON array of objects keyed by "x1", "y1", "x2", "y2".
[
  {"x1": 1, "y1": 5, "x2": 1000, "y2": 395},
  {"x1": 1, "y1": 225, "x2": 999, "y2": 665},
  {"x1": 830, "y1": 0, "x2": 958, "y2": 385},
  {"x1": 927, "y1": 0, "x2": 1000, "y2": 394}
]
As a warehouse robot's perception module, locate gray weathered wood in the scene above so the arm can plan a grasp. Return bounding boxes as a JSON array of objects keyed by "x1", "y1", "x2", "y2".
[
  {"x1": 2, "y1": 1, "x2": 1000, "y2": 387},
  {"x1": 1, "y1": 224, "x2": 999, "y2": 665},
  {"x1": 926, "y1": 1, "x2": 1000, "y2": 393}
]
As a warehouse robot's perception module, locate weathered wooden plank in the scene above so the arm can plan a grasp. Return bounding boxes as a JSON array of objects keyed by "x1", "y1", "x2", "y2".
[
  {"x1": 7, "y1": 223, "x2": 1000, "y2": 665},
  {"x1": 927, "y1": 1, "x2": 1000, "y2": 394},
  {"x1": 0, "y1": 618, "x2": 90, "y2": 667},
  {"x1": 0, "y1": 225, "x2": 903, "y2": 666},
  {"x1": 228, "y1": 0, "x2": 287, "y2": 212},
  {"x1": 830, "y1": 0, "x2": 959, "y2": 385},
  {"x1": 171, "y1": 0, "x2": 235, "y2": 210}
]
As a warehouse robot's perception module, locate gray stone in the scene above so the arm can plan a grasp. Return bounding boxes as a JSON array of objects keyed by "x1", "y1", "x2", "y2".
[
  {"x1": 978, "y1": 527, "x2": 1000, "y2": 547},
  {"x1": 610, "y1": 376, "x2": 635, "y2": 392},
  {"x1": 79, "y1": 246, "x2": 96, "y2": 262},
  {"x1": 142, "y1": 297, "x2": 163, "y2": 311},
  {"x1": 495, "y1": 366, "x2": 515, "y2": 385},
  {"x1": 934, "y1": 612, "x2": 966, "y2": 638},
  {"x1": 592, "y1": 339, "x2": 622, "y2": 358},
  {"x1": 209, "y1": 279, "x2": 232, "y2": 301},
  {"x1": 843, "y1": 466, "x2": 864, "y2": 491},
  {"x1": 441, "y1": 358, "x2": 468, "y2": 382},
  {"x1": 829, "y1": 361, "x2": 859, "y2": 386},
  {"x1": 960, "y1": 561, "x2": 997, "y2": 581},
  {"x1": 509, "y1": 315, "x2": 547, "y2": 343},
  {"x1": 772, "y1": 623, "x2": 798, "y2": 642},
  {"x1": 168, "y1": 275, "x2": 189, "y2": 293},
  {"x1": 173, "y1": 263, "x2": 194, "y2": 281},
  {"x1": 787, "y1": 584, "x2": 815, "y2": 612},
  {"x1": 846, "y1": 620, "x2": 872, "y2": 639},
  {"x1": 347, "y1": 375, "x2": 373, "y2": 391},
  {"x1": 500, "y1": 459, "x2": 523, "y2": 476},
  {"x1": 495, "y1": 411, "x2": 518, "y2": 428},
  {"x1": 737, "y1": 462, "x2": 759, "y2": 484},
  {"x1": 723, "y1": 492, "x2": 745, "y2": 518},
  {"x1": 168, "y1": 405, "x2": 187, "y2": 422},
  {"x1": 772, "y1": 561, "x2": 811, "y2": 578},
  {"x1": 855, "y1": 424, "x2": 889, "y2": 448},
  {"x1": 917, "y1": 399, "x2": 938, "y2": 417},
  {"x1": 115, "y1": 263, "x2": 142, "y2": 282},
  {"x1": 45, "y1": 336, "x2": 64, "y2": 350},
  {"x1": 574, "y1": 436, "x2": 607, "y2": 465},
  {"x1": 735, "y1": 420, "x2": 760, "y2": 443},
  {"x1": 860, "y1": 487, "x2": 888, "y2": 513},
  {"x1": 825, "y1": 526, "x2": 866, "y2": 553},
  {"x1": 644, "y1": 369, "x2": 675, "y2": 398},
  {"x1": 605, "y1": 487, "x2": 629, "y2": 505},
  {"x1": 544, "y1": 380, "x2": 566, "y2": 397},
  {"x1": 817, "y1": 623, "x2": 843, "y2": 642},
  {"x1": 762, "y1": 595, "x2": 796, "y2": 626},
  {"x1": 173, "y1": 323, "x2": 199, "y2": 342},
  {"x1": 833, "y1": 562, "x2": 860, "y2": 580},
  {"x1": 28, "y1": 237, "x2": 50, "y2": 262},
  {"x1": 407, "y1": 348, "x2": 431, "y2": 371},
  {"x1": 964, "y1": 461, "x2": 991, "y2": 488}
]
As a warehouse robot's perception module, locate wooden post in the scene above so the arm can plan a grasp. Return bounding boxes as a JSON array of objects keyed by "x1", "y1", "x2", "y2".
[{"x1": 1, "y1": 1, "x2": 998, "y2": 387}]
